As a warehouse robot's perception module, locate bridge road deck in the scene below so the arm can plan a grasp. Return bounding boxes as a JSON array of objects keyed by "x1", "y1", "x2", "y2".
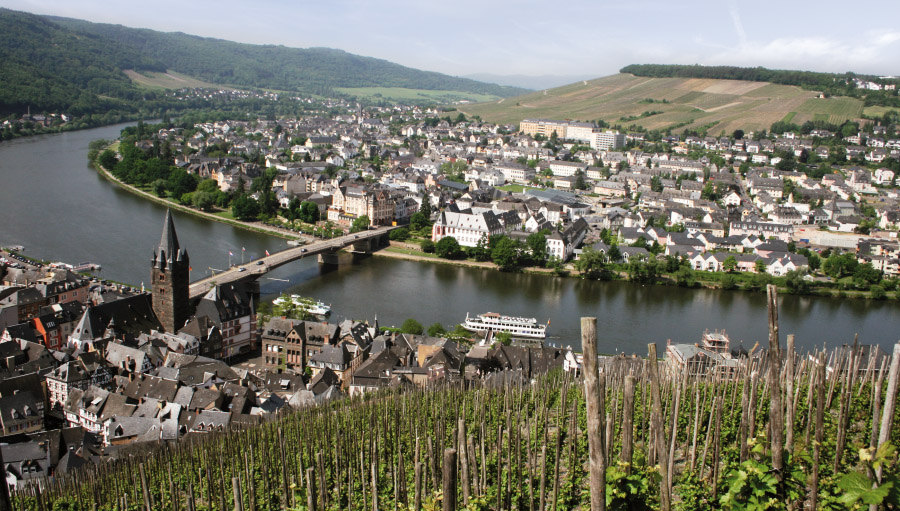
[{"x1": 188, "y1": 226, "x2": 395, "y2": 299}]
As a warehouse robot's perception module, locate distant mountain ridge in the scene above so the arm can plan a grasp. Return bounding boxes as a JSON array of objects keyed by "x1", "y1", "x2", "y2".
[
  {"x1": 45, "y1": 15, "x2": 526, "y2": 98},
  {"x1": 0, "y1": 8, "x2": 525, "y2": 117}
]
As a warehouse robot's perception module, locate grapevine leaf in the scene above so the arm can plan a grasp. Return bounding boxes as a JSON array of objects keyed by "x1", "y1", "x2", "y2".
[{"x1": 838, "y1": 472, "x2": 890, "y2": 506}]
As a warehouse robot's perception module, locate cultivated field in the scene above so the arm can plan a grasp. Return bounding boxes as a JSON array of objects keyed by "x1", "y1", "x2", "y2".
[
  {"x1": 461, "y1": 74, "x2": 866, "y2": 134},
  {"x1": 336, "y1": 87, "x2": 500, "y2": 104},
  {"x1": 125, "y1": 69, "x2": 225, "y2": 90},
  {"x1": 864, "y1": 105, "x2": 900, "y2": 117}
]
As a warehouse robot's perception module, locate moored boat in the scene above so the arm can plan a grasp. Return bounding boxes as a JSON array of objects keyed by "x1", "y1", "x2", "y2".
[
  {"x1": 273, "y1": 294, "x2": 331, "y2": 316},
  {"x1": 464, "y1": 312, "x2": 547, "y2": 339}
]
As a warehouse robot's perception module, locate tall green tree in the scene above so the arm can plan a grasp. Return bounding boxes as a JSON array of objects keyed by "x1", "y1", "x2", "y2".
[
  {"x1": 299, "y1": 200, "x2": 320, "y2": 223},
  {"x1": 419, "y1": 197, "x2": 432, "y2": 219},
  {"x1": 232, "y1": 195, "x2": 260, "y2": 221},
  {"x1": 492, "y1": 236, "x2": 522, "y2": 271},
  {"x1": 401, "y1": 318, "x2": 424, "y2": 335},
  {"x1": 435, "y1": 237, "x2": 463, "y2": 259},
  {"x1": 723, "y1": 256, "x2": 737, "y2": 272},
  {"x1": 526, "y1": 232, "x2": 548, "y2": 266},
  {"x1": 410, "y1": 211, "x2": 430, "y2": 232},
  {"x1": 574, "y1": 247, "x2": 611, "y2": 280},
  {"x1": 351, "y1": 215, "x2": 370, "y2": 233}
]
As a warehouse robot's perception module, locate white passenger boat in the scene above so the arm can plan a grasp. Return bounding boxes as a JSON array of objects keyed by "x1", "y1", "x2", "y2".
[
  {"x1": 273, "y1": 295, "x2": 331, "y2": 316},
  {"x1": 464, "y1": 312, "x2": 547, "y2": 339}
]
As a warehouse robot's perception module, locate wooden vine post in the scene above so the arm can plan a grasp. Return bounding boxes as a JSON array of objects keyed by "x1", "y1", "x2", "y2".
[
  {"x1": 808, "y1": 356, "x2": 826, "y2": 509},
  {"x1": 581, "y1": 317, "x2": 606, "y2": 511},
  {"x1": 442, "y1": 448, "x2": 457, "y2": 511},
  {"x1": 785, "y1": 334, "x2": 795, "y2": 454},
  {"x1": 232, "y1": 477, "x2": 243, "y2": 511},
  {"x1": 622, "y1": 375, "x2": 636, "y2": 472},
  {"x1": 876, "y1": 342, "x2": 900, "y2": 482},
  {"x1": 766, "y1": 284, "x2": 784, "y2": 486},
  {"x1": 648, "y1": 343, "x2": 671, "y2": 511}
]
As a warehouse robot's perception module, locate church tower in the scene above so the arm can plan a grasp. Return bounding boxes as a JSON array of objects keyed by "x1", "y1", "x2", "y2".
[{"x1": 151, "y1": 210, "x2": 190, "y2": 332}]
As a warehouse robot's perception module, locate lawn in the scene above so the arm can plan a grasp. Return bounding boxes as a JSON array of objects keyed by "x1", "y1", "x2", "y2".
[
  {"x1": 498, "y1": 184, "x2": 527, "y2": 193},
  {"x1": 385, "y1": 246, "x2": 439, "y2": 258}
]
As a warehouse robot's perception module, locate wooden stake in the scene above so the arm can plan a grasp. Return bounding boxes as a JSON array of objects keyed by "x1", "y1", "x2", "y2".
[
  {"x1": 139, "y1": 463, "x2": 151, "y2": 511},
  {"x1": 306, "y1": 467, "x2": 317, "y2": 511},
  {"x1": 766, "y1": 285, "x2": 784, "y2": 485},
  {"x1": 785, "y1": 334, "x2": 795, "y2": 454},
  {"x1": 876, "y1": 342, "x2": 900, "y2": 482},
  {"x1": 232, "y1": 477, "x2": 243, "y2": 511},
  {"x1": 442, "y1": 448, "x2": 457, "y2": 511},
  {"x1": 458, "y1": 418, "x2": 470, "y2": 505},
  {"x1": 809, "y1": 357, "x2": 825, "y2": 510},
  {"x1": 414, "y1": 462, "x2": 422, "y2": 511},
  {"x1": 582, "y1": 317, "x2": 607, "y2": 511},
  {"x1": 648, "y1": 343, "x2": 671, "y2": 511},
  {"x1": 622, "y1": 375, "x2": 636, "y2": 472}
]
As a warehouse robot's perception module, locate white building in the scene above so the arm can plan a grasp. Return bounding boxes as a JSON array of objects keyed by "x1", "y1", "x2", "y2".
[
  {"x1": 590, "y1": 131, "x2": 625, "y2": 151},
  {"x1": 431, "y1": 211, "x2": 505, "y2": 247}
]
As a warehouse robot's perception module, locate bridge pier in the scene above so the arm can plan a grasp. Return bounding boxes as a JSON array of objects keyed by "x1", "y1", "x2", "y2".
[
  {"x1": 349, "y1": 233, "x2": 390, "y2": 254},
  {"x1": 317, "y1": 250, "x2": 341, "y2": 265},
  {"x1": 350, "y1": 238, "x2": 374, "y2": 254}
]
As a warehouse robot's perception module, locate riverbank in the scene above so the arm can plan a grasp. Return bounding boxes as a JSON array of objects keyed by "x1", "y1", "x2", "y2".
[
  {"x1": 378, "y1": 242, "x2": 557, "y2": 276},
  {"x1": 93, "y1": 158, "x2": 307, "y2": 241},
  {"x1": 377, "y1": 240, "x2": 896, "y2": 301},
  {"x1": 91, "y1": 141, "x2": 893, "y2": 302}
]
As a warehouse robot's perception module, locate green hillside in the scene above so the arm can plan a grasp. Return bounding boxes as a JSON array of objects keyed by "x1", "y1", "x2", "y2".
[
  {"x1": 460, "y1": 73, "x2": 866, "y2": 135},
  {"x1": 0, "y1": 8, "x2": 525, "y2": 119},
  {"x1": 47, "y1": 15, "x2": 527, "y2": 100},
  {"x1": 0, "y1": 9, "x2": 165, "y2": 116}
]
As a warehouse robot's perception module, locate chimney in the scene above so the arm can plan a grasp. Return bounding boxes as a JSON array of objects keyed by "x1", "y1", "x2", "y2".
[{"x1": 6, "y1": 356, "x2": 15, "y2": 371}]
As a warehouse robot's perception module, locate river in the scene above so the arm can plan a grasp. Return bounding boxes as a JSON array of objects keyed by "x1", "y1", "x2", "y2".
[{"x1": 1, "y1": 124, "x2": 898, "y2": 354}]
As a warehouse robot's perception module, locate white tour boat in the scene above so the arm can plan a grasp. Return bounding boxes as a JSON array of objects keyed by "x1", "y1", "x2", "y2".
[
  {"x1": 273, "y1": 295, "x2": 331, "y2": 316},
  {"x1": 464, "y1": 312, "x2": 547, "y2": 339}
]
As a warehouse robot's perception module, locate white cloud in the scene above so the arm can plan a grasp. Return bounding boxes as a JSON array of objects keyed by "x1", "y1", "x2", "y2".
[
  {"x1": 701, "y1": 30, "x2": 900, "y2": 74},
  {"x1": 728, "y1": 0, "x2": 748, "y2": 48}
]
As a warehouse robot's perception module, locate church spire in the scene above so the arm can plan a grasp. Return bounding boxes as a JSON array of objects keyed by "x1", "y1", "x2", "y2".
[
  {"x1": 154, "y1": 209, "x2": 186, "y2": 269},
  {"x1": 151, "y1": 210, "x2": 191, "y2": 333}
]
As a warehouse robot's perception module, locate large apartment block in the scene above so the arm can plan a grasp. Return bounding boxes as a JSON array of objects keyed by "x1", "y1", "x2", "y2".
[
  {"x1": 519, "y1": 119, "x2": 624, "y2": 150},
  {"x1": 519, "y1": 119, "x2": 569, "y2": 139},
  {"x1": 591, "y1": 130, "x2": 626, "y2": 151}
]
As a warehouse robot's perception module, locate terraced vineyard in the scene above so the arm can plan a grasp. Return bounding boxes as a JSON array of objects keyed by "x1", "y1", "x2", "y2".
[
  {"x1": 13, "y1": 288, "x2": 900, "y2": 510},
  {"x1": 461, "y1": 74, "x2": 866, "y2": 135}
]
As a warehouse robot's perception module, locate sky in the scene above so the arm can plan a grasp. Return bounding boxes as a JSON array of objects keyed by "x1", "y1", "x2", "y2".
[{"x1": 2, "y1": 0, "x2": 900, "y2": 81}]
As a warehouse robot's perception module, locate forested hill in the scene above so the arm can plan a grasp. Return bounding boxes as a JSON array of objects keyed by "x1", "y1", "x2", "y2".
[
  {"x1": 620, "y1": 64, "x2": 859, "y2": 88},
  {"x1": 0, "y1": 8, "x2": 525, "y2": 119},
  {"x1": 0, "y1": 9, "x2": 165, "y2": 116},
  {"x1": 46, "y1": 15, "x2": 527, "y2": 98}
]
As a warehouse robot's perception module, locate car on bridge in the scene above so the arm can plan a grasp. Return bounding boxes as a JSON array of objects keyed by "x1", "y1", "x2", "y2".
[{"x1": 238, "y1": 267, "x2": 246, "y2": 272}]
